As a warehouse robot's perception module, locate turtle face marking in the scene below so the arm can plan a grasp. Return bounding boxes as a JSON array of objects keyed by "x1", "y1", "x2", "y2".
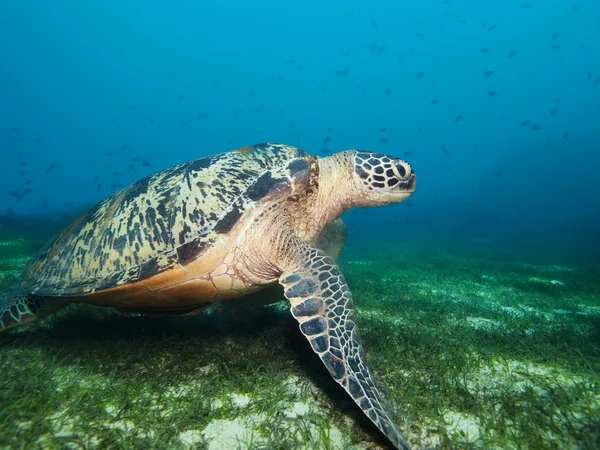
[{"x1": 353, "y1": 151, "x2": 416, "y2": 205}]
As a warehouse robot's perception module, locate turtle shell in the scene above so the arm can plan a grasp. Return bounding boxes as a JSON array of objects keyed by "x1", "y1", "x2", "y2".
[{"x1": 23, "y1": 143, "x2": 312, "y2": 297}]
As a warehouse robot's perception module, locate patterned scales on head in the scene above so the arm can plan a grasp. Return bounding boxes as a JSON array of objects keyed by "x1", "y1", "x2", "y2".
[{"x1": 22, "y1": 143, "x2": 313, "y2": 311}]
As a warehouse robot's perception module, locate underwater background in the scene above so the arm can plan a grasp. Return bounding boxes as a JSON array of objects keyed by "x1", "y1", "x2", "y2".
[{"x1": 1, "y1": 1, "x2": 599, "y2": 449}]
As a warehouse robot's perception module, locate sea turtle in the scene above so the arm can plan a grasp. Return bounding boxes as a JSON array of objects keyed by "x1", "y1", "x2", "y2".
[{"x1": 0, "y1": 143, "x2": 416, "y2": 449}]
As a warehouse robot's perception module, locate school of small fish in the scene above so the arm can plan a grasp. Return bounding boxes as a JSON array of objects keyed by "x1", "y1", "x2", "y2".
[{"x1": 3, "y1": 3, "x2": 597, "y2": 222}]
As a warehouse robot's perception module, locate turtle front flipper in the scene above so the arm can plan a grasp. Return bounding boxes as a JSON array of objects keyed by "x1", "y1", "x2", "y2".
[
  {"x1": 279, "y1": 244, "x2": 410, "y2": 450},
  {"x1": 0, "y1": 286, "x2": 69, "y2": 333}
]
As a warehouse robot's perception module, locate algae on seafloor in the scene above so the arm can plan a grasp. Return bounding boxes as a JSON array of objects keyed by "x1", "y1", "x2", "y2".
[{"x1": 0, "y1": 228, "x2": 599, "y2": 449}]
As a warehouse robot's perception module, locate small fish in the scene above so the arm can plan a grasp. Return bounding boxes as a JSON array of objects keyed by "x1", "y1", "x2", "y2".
[
  {"x1": 550, "y1": 108, "x2": 558, "y2": 115},
  {"x1": 522, "y1": 121, "x2": 530, "y2": 126},
  {"x1": 522, "y1": 3, "x2": 531, "y2": 8},
  {"x1": 385, "y1": 87, "x2": 392, "y2": 95},
  {"x1": 11, "y1": 127, "x2": 20, "y2": 132},
  {"x1": 572, "y1": 6, "x2": 580, "y2": 13},
  {"x1": 493, "y1": 171, "x2": 502, "y2": 176},
  {"x1": 345, "y1": 12, "x2": 353, "y2": 18},
  {"x1": 112, "y1": 172, "x2": 121, "y2": 177},
  {"x1": 46, "y1": 163, "x2": 58, "y2": 173},
  {"x1": 483, "y1": 70, "x2": 494, "y2": 76},
  {"x1": 552, "y1": 31, "x2": 560, "y2": 40},
  {"x1": 318, "y1": 86, "x2": 326, "y2": 92},
  {"x1": 249, "y1": 90, "x2": 256, "y2": 96},
  {"x1": 229, "y1": 137, "x2": 236, "y2": 144},
  {"x1": 416, "y1": 71, "x2": 424, "y2": 77},
  {"x1": 156, "y1": 87, "x2": 164, "y2": 92},
  {"x1": 295, "y1": 66, "x2": 303, "y2": 71},
  {"x1": 324, "y1": 136, "x2": 330, "y2": 143},
  {"x1": 126, "y1": 104, "x2": 135, "y2": 108},
  {"x1": 404, "y1": 151, "x2": 412, "y2": 156},
  {"x1": 233, "y1": 109, "x2": 242, "y2": 114},
  {"x1": 150, "y1": 118, "x2": 155, "y2": 124},
  {"x1": 531, "y1": 125, "x2": 541, "y2": 130},
  {"x1": 180, "y1": 121, "x2": 186, "y2": 126},
  {"x1": 551, "y1": 44, "x2": 560, "y2": 50},
  {"x1": 380, "y1": 128, "x2": 386, "y2": 132},
  {"x1": 321, "y1": 148, "x2": 330, "y2": 154},
  {"x1": 380, "y1": 138, "x2": 388, "y2": 143},
  {"x1": 431, "y1": 99, "x2": 439, "y2": 104},
  {"x1": 481, "y1": 48, "x2": 489, "y2": 52},
  {"x1": 378, "y1": 45, "x2": 387, "y2": 52},
  {"x1": 285, "y1": 60, "x2": 293, "y2": 64},
  {"x1": 169, "y1": 71, "x2": 176, "y2": 76},
  {"x1": 455, "y1": 115, "x2": 462, "y2": 123},
  {"x1": 488, "y1": 25, "x2": 496, "y2": 31},
  {"x1": 563, "y1": 131, "x2": 569, "y2": 138},
  {"x1": 110, "y1": 184, "x2": 123, "y2": 192},
  {"x1": 34, "y1": 138, "x2": 42, "y2": 143},
  {"x1": 488, "y1": 90, "x2": 497, "y2": 96},
  {"x1": 473, "y1": 145, "x2": 478, "y2": 150},
  {"x1": 509, "y1": 50, "x2": 517, "y2": 58},
  {"x1": 289, "y1": 123, "x2": 295, "y2": 129}
]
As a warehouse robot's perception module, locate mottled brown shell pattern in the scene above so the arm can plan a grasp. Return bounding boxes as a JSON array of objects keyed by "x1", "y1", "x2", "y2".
[{"x1": 23, "y1": 143, "x2": 311, "y2": 296}]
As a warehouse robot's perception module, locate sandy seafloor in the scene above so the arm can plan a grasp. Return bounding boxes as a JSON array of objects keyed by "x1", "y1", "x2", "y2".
[{"x1": 0, "y1": 221, "x2": 598, "y2": 450}]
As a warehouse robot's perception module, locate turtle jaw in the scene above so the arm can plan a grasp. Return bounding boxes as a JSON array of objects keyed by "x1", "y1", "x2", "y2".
[{"x1": 379, "y1": 173, "x2": 416, "y2": 204}]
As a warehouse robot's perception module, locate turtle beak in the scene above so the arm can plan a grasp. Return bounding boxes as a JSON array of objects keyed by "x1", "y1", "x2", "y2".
[{"x1": 397, "y1": 173, "x2": 416, "y2": 193}]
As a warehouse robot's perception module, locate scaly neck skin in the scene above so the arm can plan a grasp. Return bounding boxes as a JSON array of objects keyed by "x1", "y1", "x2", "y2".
[{"x1": 289, "y1": 151, "x2": 358, "y2": 243}]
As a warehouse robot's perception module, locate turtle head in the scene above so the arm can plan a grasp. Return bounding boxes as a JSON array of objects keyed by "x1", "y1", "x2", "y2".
[{"x1": 350, "y1": 151, "x2": 416, "y2": 206}]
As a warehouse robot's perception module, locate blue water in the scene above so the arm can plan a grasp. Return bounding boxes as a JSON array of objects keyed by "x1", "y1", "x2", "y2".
[{"x1": 1, "y1": 0, "x2": 599, "y2": 252}]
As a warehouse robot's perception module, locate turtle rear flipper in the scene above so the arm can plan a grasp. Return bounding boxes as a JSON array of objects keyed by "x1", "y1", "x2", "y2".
[
  {"x1": 0, "y1": 287, "x2": 69, "y2": 333},
  {"x1": 279, "y1": 243, "x2": 410, "y2": 450}
]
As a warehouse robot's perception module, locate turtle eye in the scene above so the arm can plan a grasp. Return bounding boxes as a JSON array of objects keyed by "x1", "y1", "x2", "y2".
[{"x1": 391, "y1": 160, "x2": 411, "y2": 180}]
